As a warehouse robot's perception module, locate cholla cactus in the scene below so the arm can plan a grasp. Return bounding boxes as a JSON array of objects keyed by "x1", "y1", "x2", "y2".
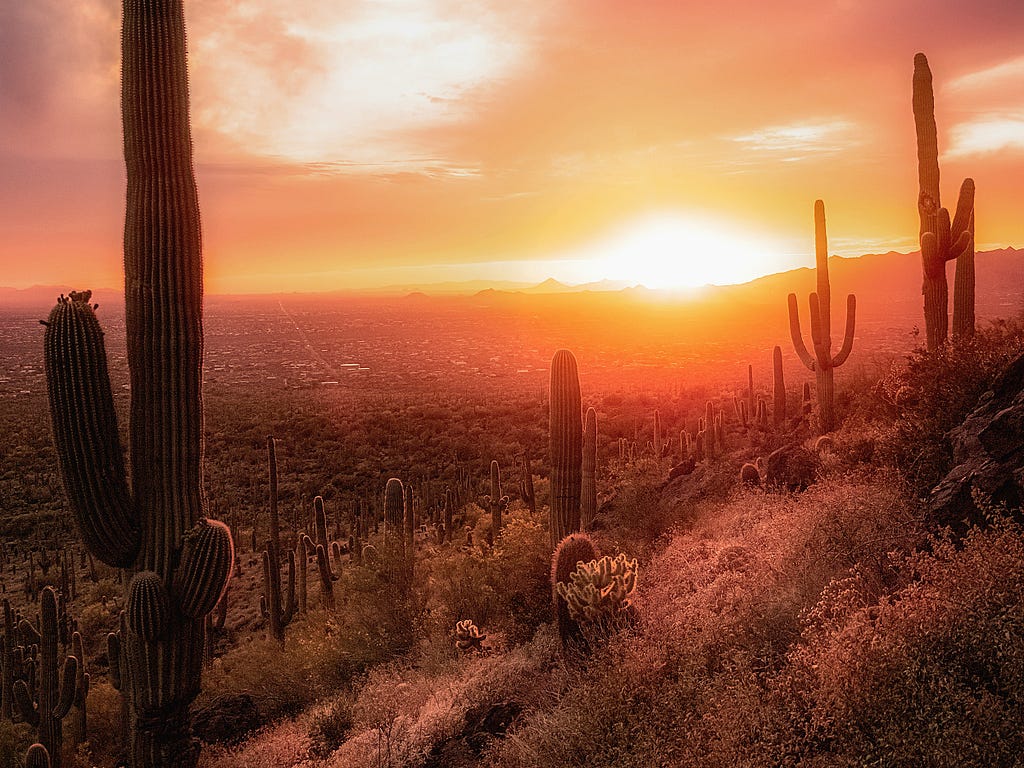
[
  {"x1": 454, "y1": 619, "x2": 486, "y2": 652},
  {"x1": 555, "y1": 553, "x2": 638, "y2": 625}
]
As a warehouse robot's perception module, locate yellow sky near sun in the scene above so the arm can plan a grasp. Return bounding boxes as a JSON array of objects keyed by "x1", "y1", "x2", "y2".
[{"x1": 1, "y1": 0, "x2": 1023, "y2": 292}]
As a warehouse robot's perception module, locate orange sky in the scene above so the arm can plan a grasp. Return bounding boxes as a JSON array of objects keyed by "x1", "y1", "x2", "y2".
[{"x1": 2, "y1": 0, "x2": 1023, "y2": 293}]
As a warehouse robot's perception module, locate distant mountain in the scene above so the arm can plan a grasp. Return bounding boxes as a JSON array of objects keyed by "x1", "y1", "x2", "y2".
[
  {"x1": 2, "y1": 249, "x2": 1021, "y2": 316},
  {"x1": 0, "y1": 285, "x2": 123, "y2": 311}
]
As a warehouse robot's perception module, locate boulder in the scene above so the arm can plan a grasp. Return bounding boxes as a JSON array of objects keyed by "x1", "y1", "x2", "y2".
[{"x1": 930, "y1": 353, "x2": 1024, "y2": 532}]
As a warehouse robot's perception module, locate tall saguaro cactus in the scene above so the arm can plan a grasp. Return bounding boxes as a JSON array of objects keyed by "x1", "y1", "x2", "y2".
[
  {"x1": 787, "y1": 200, "x2": 856, "y2": 433},
  {"x1": 772, "y1": 346, "x2": 786, "y2": 427},
  {"x1": 42, "y1": 2, "x2": 233, "y2": 765},
  {"x1": 549, "y1": 350, "x2": 583, "y2": 547},
  {"x1": 913, "y1": 52, "x2": 976, "y2": 348}
]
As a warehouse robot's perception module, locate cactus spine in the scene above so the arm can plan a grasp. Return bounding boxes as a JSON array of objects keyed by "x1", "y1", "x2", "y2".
[
  {"x1": 549, "y1": 350, "x2": 583, "y2": 547},
  {"x1": 14, "y1": 588, "x2": 78, "y2": 767},
  {"x1": 787, "y1": 200, "x2": 856, "y2": 433},
  {"x1": 772, "y1": 345, "x2": 786, "y2": 427},
  {"x1": 581, "y1": 408, "x2": 597, "y2": 530},
  {"x1": 40, "y1": 3, "x2": 234, "y2": 764},
  {"x1": 913, "y1": 52, "x2": 975, "y2": 349}
]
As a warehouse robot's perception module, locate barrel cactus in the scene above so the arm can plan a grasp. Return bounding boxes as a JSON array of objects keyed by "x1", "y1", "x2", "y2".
[{"x1": 551, "y1": 533, "x2": 597, "y2": 650}]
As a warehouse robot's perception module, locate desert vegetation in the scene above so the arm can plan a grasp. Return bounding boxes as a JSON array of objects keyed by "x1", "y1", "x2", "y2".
[{"x1": 0, "y1": 2, "x2": 1022, "y2": 767}]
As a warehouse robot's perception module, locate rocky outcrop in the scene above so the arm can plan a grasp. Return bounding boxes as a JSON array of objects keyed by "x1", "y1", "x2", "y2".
[{"x1": 930, "y1": 353, "x2": 1024, "y2": 532}]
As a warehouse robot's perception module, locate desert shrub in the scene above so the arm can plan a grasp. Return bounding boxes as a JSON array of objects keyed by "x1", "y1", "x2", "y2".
[
  {"x1": 424, "y1": 513, "x2": 551, "y2": 645},
  {"x1": 875, "y1": 318, "x2": 1024, "y2": 497},
  {"x1": 490, "y1": 473, "x2": 926, "y2": 768},
  {"x1": 0, "y1": 720, "x2": 32, "y2": 768},
  {"x1": 307, "y1": 697, "x2": 355, "y2": 759},
  {"x1": 773, "y1": 515, "x2": 1024, "y2": 766}
]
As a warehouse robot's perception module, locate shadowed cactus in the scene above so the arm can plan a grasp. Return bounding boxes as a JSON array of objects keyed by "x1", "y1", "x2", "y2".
[
  {"x1": 581, "y1": 408, "x2": 597, "y2": 530},
  {"x1": 384, "y1": 478, "x2": 405, "y2": 547},
  {"x1": 773, "y1": 345, "x2": 786, "y2": 427},
  {"x1": 14, "y1": 588, "x2": 78, "y2": 767},
  {"x1": 551, "y1": 533, "x2": 598, "y2": 651},
  {"x1": 69, "y1": 631, "x2": 89, "y2": 744},
  {"x1": 482, "y1": 461, "x2": 509, "y2": 540},
  {"x1": 549, "y1": 350, "x2": 583, "y2": 547},
  {"x1": 39, "y1": 4, "x2": 239, "y2": 761},
  {"x1": 261, "y1": 438, "x2": 294, "y2": 644},
  {"x1": 519, "y1": 455, "x2": 537, "y2": 516},
  {"x1": 26, "y1": 744, "x2": 51, "y2": 768},
  {"x1": 2, "y1": 599, "x2": 14, "y2": 720},
  {"x1": 787, "y1": 200, "x2": 856, "y2": 433},
  {"x1": 913, "y1": 53, "x2": 976, "y2": 348},
  {"x1": 312, "y1": 496, "x2": 336, "y2": 579}
]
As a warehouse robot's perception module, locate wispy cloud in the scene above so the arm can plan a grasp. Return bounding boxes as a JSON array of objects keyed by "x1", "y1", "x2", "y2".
[
  {"x1": 730, "y1": 120, "x2": 857, "y2": 155},
  {"x1": 947, "y1": 56, "x2": 1024, "y2": 93},
  {"x1": 945, "y1": 115, "x2": 1024, "y2": 158}
]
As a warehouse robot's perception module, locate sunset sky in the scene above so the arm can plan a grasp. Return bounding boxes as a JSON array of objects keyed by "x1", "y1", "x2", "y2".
[{"x1": 2, "y1": 0, "x2": 1023, "y2": 293}]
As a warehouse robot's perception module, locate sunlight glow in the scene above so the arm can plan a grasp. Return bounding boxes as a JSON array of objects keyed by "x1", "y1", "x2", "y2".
[{"x1": 564, "y1": 211, "x2": 789, "y2": 290}]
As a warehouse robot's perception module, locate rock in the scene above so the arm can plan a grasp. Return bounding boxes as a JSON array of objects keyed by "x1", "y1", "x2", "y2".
[
  {"x1": 765, "y1": 444, "x2": 819, "y2": 492},
  {"x1": 930, "y1": 353, "x2": 1024, "y2": 532},
  {"x1": 192, "y1": 693, "x2": 262, "y2": 746},
  {"x1": 667, "y1": 457, "x2": 696, "y2": 480}
]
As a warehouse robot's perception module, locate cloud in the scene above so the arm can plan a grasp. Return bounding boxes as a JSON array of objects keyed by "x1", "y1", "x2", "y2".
[
  {"x1": 730, "y1": 120, "x2": 858, "y2": 155},
  {"x1": 945, "y1": 115, "x2": 1024, "y2": 158},
  {"x1": 187, "y1": 0, "x2": 549, "y2": 169},
  {"x1": 947, "y1": 55, "x2": 1024, "y2": 94}
]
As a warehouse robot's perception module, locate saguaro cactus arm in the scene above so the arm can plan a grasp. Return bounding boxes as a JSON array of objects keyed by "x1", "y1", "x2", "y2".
[{"x1": 787, "y1": 293, "x2": 817, "y2": 372}]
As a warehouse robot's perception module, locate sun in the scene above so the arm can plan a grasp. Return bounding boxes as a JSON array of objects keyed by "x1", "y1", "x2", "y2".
[{"x1": 577, "y1": 211, "x2": 789, "y2": 290}]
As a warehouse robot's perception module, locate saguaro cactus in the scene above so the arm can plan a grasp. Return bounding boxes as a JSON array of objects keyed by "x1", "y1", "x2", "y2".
[
  {"x1": 41, "y1": 3, "x2": 233, "y2": 764},
  {"x1": 787, "y1": 200, "x2": 856, "y2": 433},
  {"x1": 913, "y1": 52, "x2": 976, "y2": 348},
  {"x1": 581, "y1": 408, "x2": 597, "y2": 530},
  {"x1": 384, "y1": 478, "x2": 405, "y2": 548},
  {"x1": 549, "y1": 350, "x2": 583, "y2": 547},
  {"x1": 261, "y1": 438, "x2": 295, "y2": 644},
  {"x1": 14, "y1": 588, "x2": 78, "y2": 767},
  {"x1": 483, "y1": 461, "x2": 509, "y2": 539},
  {"x1": 772, "y1": 345, "x2": 786, "y2": 427}
]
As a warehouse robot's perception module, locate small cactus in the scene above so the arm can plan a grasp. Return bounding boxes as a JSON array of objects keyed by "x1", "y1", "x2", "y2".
[
  {"x1": 454, "y1": 619, "x2": 486, "y2": 652},
  {"x1": 555, "y1": 553, "x2": 638, "y2": 626},
  {"x1": 739, "y1": 463, "x2": 761, "y2": 487},
  {"x1": 551, "y1": 533, "x2": 597, "y2": 650}
]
